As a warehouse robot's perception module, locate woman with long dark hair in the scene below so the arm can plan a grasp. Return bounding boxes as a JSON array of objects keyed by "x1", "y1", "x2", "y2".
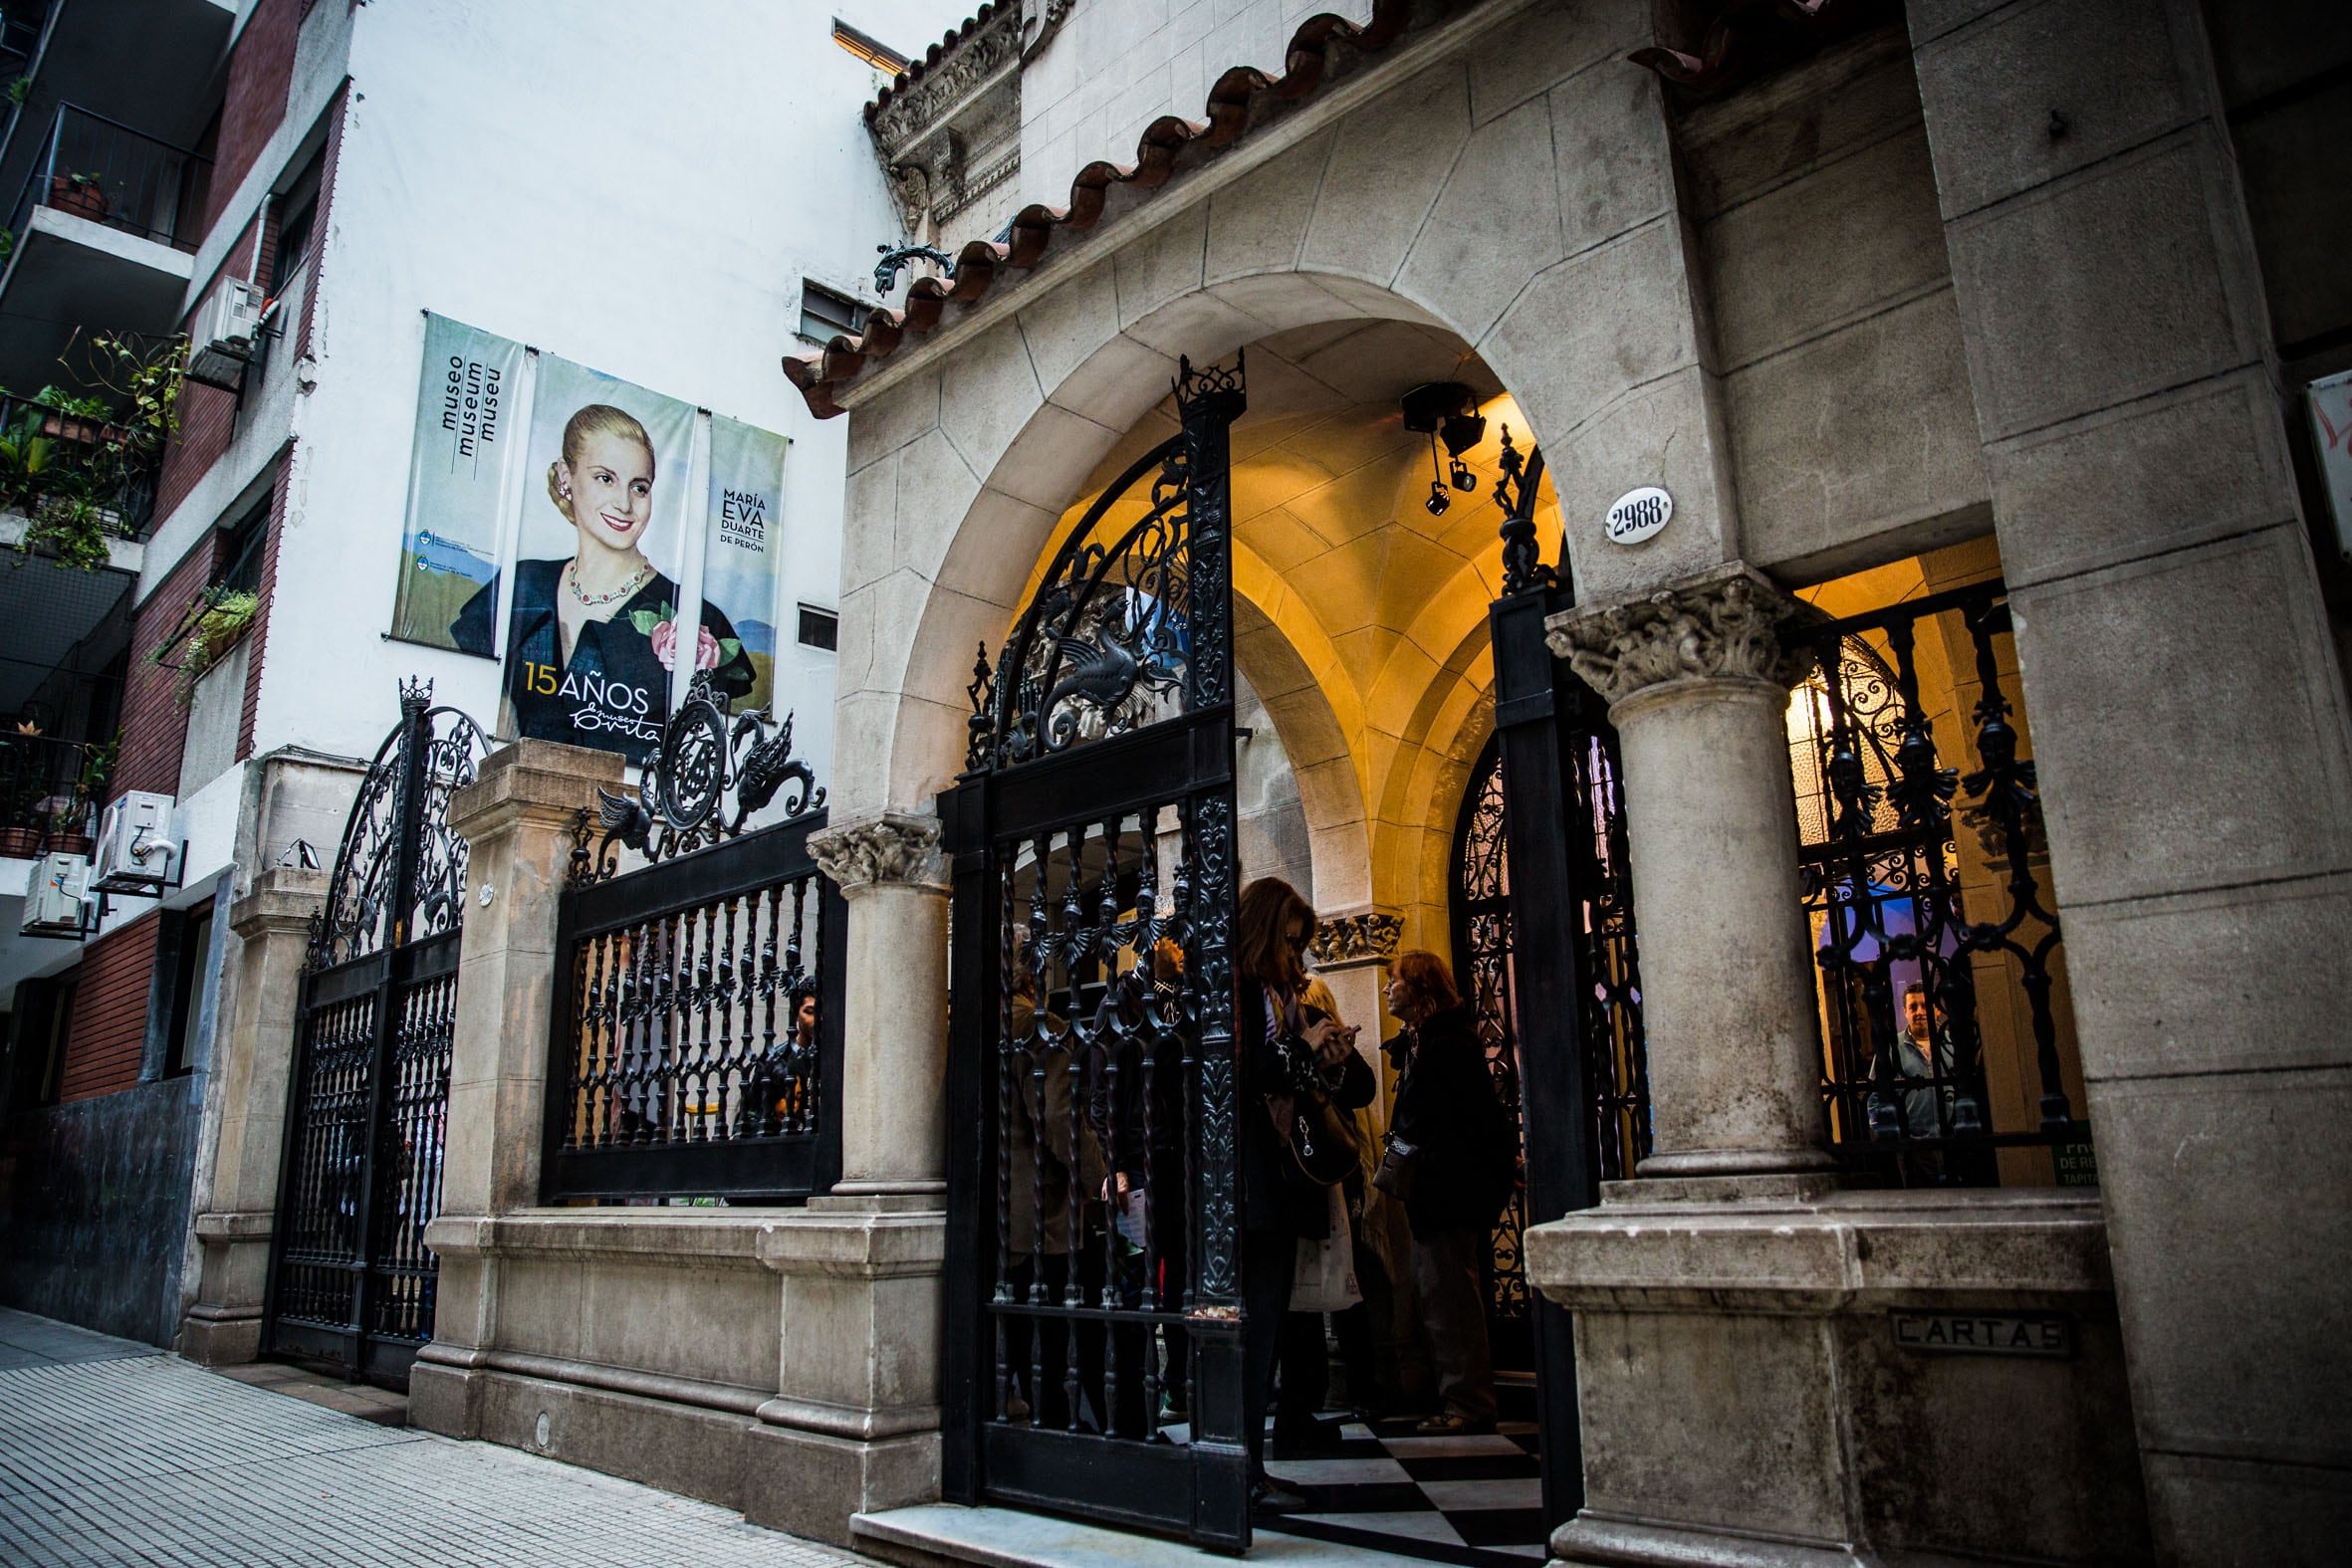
[{"x1": 1235, "y1": 877, "x2": 1372, "y2": 1506}]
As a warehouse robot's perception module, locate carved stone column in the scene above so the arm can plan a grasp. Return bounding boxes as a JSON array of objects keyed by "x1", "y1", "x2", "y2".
[
  {"x1": 411, "y1": 739, "x2": 623, "y2": 1442},
  {"x1": 808, "y1": 811, "x2": 950, "y2": 1198},
  {"x1": 176, "y1": 865, "x2": 328, "y2": 1364},
  {"x1": 1547, "y1": 563, "x2": 1829, "y2": 1177}
]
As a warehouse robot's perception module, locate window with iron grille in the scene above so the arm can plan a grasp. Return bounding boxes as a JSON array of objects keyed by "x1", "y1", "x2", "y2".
[
  {"x1": 1782, "y1": 563, "x2": 2090, "y2": 1190},
  {"x1": 212, "y1": 494, "x2": 269, "y2": 596},
  {"x1": 269, "y1": 145, "x2": 325, "y2": 296}
]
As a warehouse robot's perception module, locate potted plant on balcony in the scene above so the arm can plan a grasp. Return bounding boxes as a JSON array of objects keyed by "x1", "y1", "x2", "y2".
[
  {"x1": 21, "y1": 494, "x2": 115, "y2": 571},
  {"x1": 3, "y1": 334, "x2": 183, "y2": 571},
  {"x1": 31, "y1": 385, "x2": 113, "y2": 444},
  {"x1": 41, "y1": 731, "x2": 118, "y2": 857},
  {"x1": 0, "y1": 726, "x2": 44, "y2": 857},
  {"x1": 50, "y1": 170, "x2": 108, "y2": 222},
  {"x1": 160, "y1": 586, "x2": 260, "y2": 705}
]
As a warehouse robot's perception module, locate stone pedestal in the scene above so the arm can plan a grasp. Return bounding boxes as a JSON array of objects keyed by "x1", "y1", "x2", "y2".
[
  {"x1": 1548, "y1": 564, "x2": 1829, "y2": 1177},
  {"x1": 409, "y1": 740, "x2": 624, "y2": 1437},
  {"x1": 176, "y1": 865, "x2": 327, "y2": 1365},
  {"x1": 808, "y1": 813, "x2": 950, "y2": 1197},
  {"x1": 1527, "y1": 1186, "x2": 2149, "y2": 1566},
  {"x1": 742, "y1": 1199, "x2": 948, "y2": 1544},
  {"x1": 437, "y1": 740, "x2": 624, "y2": 1219}
]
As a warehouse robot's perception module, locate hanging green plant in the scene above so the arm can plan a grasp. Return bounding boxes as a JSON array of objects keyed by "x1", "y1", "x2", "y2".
[
  {"x1": 2, "y1": 332, "x2": 183, "y2": 571},
  {"x1": 19, "y1": 495, "x2": 113, "y2": 571},
  {"x1": 155, "y1": 587, "x2": 260, "y2": 705}
]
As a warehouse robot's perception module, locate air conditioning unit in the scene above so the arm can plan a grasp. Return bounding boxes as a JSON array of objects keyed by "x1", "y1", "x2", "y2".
[
  {"x1": 22, "y1": 852, "x2": 91, "y2": 939},
  {"x1": 187, "y1": 282, "x2": 266, "y2": 387},
  {"x1": 93, "y1": 789, "x2": 178, "y2": 895}
]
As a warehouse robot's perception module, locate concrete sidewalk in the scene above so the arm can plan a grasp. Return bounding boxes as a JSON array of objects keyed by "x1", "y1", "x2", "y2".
[{"x1": 0, "y1": 1308, "x2": 867, "y2": 1567}]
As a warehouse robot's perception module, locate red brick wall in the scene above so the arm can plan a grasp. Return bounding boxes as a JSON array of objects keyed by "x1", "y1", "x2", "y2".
[
  {"x1": 205, "y1": 0, "x2": 304, "y2": 235},
  {"x1": 114, "y1": 537, "x2": 219, "y2": 802},
  {"x1": 155, "y1": 215, "x2": 268, "y2": 525},
  {"x1": 293, "y1": 87, "x2": 348, "y2": 360},
  {"x1": 236, "y1": 458, "x2": 294, "y2": 760},
  {"x1": 57, "y1": 913, "x2": 160, "y2": 1101}
]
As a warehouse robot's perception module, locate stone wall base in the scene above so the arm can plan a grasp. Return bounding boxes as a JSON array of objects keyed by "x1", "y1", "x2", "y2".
[
  {"x1": 1528, "y1": 1186, "x2": 2151, "y2": 1566},
  {"x1": 743, "y1": 1424, "x2": 941, "y2": 1546},
  {"x1": 408, "y1": 1355, "x2": 939, "y2": 1545},
  {"x1": 173, "y1": 1303, "x2": 262, "y2": 1365}
]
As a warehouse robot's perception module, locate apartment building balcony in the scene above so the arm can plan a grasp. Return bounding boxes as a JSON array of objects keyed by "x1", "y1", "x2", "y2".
[
  {"x1": 0, "y1": 0, "x2": 232, "y2": 157},
  {"x1": 0, "y1": 105, "x2": 208, "y2": 394}
]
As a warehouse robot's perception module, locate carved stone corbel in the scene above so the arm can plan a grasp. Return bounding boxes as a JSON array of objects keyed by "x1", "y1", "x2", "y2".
[
  {"x1": 1545, "y1": 562, "x2": 1816, "y2": 712},
  {"x1": 809, "y1": 811, "x2": 947, "y2": 896},
  {"x1": 1310, "y1": 909, "x2": 1404, "y2": 971}
]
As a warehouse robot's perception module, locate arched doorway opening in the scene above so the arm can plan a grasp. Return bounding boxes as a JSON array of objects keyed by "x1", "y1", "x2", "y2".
[{"x1": 926, "y1": 297, "x2": 1667, "y2": 1560}]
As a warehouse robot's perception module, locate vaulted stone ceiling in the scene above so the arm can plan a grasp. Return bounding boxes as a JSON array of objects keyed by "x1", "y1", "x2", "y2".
[{"x1": 1028, "y1": 318, "x2": 1566, "y2": 932}]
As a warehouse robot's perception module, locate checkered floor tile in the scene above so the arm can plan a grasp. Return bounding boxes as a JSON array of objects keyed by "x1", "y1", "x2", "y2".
[{"x1": 1262, "y1": 1419, "x2": 1546, "y2": 1566}]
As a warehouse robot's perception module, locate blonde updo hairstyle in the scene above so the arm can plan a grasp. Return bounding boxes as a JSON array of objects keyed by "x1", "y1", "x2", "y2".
[{"x1": 547, "y1": 403, "x2": 656, "y2": 522}]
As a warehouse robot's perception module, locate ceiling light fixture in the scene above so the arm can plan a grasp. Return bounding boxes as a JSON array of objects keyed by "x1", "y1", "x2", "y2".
[{"x1": 1402, "y1": 381, "x2": 1486, "y2": 516}]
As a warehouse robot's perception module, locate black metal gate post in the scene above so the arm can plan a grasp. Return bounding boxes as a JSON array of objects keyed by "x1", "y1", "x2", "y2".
[
  {"x1": 1483, "y1": 436, "x2": 1650, "y2": 1528},
  {"x1": 1490, "y1": 576, "x2": 1594, "y2": 1527},
  {"x1": 942, "y1": 355, "x2": 1252, "y2": 1550},
  {"x1": 939, "y1": 765, "x2": 994, "y2": 1505},
  {"x1": 344, "y1": 685, "x2": 429, "y2": 1370},
  {"x1": 1176, "y1": 358, "x2": 1249, "y2": 1551}
]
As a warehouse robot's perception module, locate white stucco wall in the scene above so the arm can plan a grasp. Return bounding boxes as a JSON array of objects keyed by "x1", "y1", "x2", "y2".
[{"x1": 236, "y1": 0, "x2": 971, "y2": 800}]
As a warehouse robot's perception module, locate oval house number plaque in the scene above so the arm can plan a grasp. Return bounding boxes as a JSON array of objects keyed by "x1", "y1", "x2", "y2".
[{"x1": 1604, "y1": 486, "x2": 1673, "y2": 546}]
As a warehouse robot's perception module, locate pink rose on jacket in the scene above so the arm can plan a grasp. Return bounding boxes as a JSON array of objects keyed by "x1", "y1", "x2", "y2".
[{"x1": 649, "y1": 618, "x2": 722, "y2": 671}]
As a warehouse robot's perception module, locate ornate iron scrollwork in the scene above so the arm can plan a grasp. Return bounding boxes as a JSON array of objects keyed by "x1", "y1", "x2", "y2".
[
  {"x1": 988, "y1": 441, "x2": 1190, "y2": 768},
  {"x1": 574, "y1": 670, "x2": 826, "y2": 882},
  {"x1": 982, "y1": 356, "x2": 1248, "y2": 773},
  {"x1": 308, "y1": 680, "x2": 490, "y2": 970},
  {"x1": 1492, "y1": 425, "x2": 1555, "y2": 596},
  {"x1": 962, "y1": 640, "x2": 996, "y2": 777},
  {"x1": 1785, "y1": 582, "x2": 2075, "y2": 1175}
]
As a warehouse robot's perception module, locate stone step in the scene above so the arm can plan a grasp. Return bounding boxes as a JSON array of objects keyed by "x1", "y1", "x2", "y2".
[{"x1": 854, "y1": 1503, "x2": 1457, "y2": 1568}]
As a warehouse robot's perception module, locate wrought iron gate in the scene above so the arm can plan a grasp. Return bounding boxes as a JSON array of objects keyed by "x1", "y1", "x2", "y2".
[
  {"x1": 544, "y1": 674, "x2": 843, "y2": 1202},
  {"x1": 1480, "y1": 432, "x2": 1650, "y2": 1528},
  {"x1": 264, "y1": 682, "x2": 486, "y2": 1386},
  {"x1": 941, "y1": 357, "x2": 1253, "y2": 1548}
]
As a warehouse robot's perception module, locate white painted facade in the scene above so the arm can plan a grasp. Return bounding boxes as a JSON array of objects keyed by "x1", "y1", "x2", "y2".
[{"x1": 147, "y1": 0, "x2": 974, "y2": 894}]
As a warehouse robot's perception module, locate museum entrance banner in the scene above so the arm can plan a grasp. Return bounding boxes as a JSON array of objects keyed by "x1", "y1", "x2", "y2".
[
  {"x1": 388, "y1": 314, "x2": 789, "y2": 770},
  {"x1": 700, "y1": 416, "x2": 790, "y2": 716},
  {"x1": 388, "y1": 314, "x2": 527, "y2": 651}
]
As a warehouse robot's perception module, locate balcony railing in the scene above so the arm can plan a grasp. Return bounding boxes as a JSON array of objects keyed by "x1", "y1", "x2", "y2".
[
  {"x1": 0, "y1": 3, "x2": 47, "y2": 75},
  {"x1": 0, "y1": 730, "x2": 95, "y2": 851},
  {"x1": 0, "y1": 387, "x2": 161, "y2": 538},
  {"x1": 7, "y1": 103, "x2": 209, "y2": 253}
]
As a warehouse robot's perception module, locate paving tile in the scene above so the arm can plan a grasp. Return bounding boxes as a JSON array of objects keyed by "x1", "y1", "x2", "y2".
[{"x1": 0, "y1": 1313, "x2": 867, "y2": 1567}]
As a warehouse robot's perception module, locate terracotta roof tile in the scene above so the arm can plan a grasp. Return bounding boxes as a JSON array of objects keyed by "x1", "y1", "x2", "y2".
[
  {"x1": 865, "y1": 4, "x2": 1006, "y2": 123},
  {"x1": 790, "y1": 0, "x2": 1435, "y2": 419}
]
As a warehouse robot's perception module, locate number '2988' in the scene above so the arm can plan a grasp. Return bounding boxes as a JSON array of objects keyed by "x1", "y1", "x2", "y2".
[{"x1": 1604, "y1": 486, "x2": 1673, "y2": 545}]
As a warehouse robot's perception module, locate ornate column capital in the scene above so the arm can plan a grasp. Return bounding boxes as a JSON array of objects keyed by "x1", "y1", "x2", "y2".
[
  {"x1": 1544, "y1": 563, "x2": 1817, "y2": 711},
  {"x1": 1309, "y1": 908, "x2": 1404, "y2": 972},
  {"x1": 809, "y1": 811, "x2": 947, "y2": 895}
]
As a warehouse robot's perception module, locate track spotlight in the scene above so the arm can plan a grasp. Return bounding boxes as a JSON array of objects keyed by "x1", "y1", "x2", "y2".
[{"x1": 1404, "y1": 382, "x2": 1486, "y2": 513}]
